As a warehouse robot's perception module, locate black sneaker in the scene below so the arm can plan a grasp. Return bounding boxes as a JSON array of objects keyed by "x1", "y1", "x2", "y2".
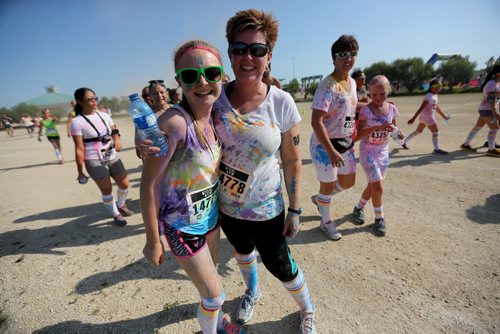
[
  {"x1": 374, "y1": 218, "x2": 387, "y2": 236},
  {"x1": 113, "y1": 214, "x2": 127, "y2": 227},
  {"x1": 433, "y1": 149, "x2": 448, "y2": 155},
  {"x1": 483, "y1": 141, "x2": 500, "y2": 148},
  {"x1": 460, "y1": 144, "x2": 477, "y2": 152},
  {"x1": 118, "y1": 205, "x2": 134, "y2": 217},
  {"x1": 401, "y1": 143, "x2": 409, "y2": 149},
  {"x1": 352, "y1": 206, "x2": 365, "y2": 225}
]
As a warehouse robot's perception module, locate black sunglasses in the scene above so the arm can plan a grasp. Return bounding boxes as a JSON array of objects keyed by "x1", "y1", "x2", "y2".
[{"x1": 229, "y1": 42, "x2": 269, "y2": 57}]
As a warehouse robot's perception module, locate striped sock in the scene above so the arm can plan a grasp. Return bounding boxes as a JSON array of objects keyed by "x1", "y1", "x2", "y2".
[
  {"x1": 116, "y1": 188, "x2": 128, "y2": 208},
  {"x1": 235, "y1": 250, "x2": 259, "y2": 294},
  {"x1": 198, "y1": 293, "x2": 224, "y2": 334},
  {"x1": 102, "y1": 194, "x2": 120, "y2": 217},
  {"x1": 432, "y1": 131, "x2": 439, "y2": 150},
  {"x1": 464, "y1": 126, "x2": 481, "y2": 145},
  {"x1": 356, "y1": 197, "x2": 368, "y2": 209},
  {"x1": 374, "y1": 206, "x2": 384, "y2": 219},
  {"x1": 282, "y1": 268, "x2": 314, "y2": 312},
  {"x1": 404, "y1": 131, "x2": 418, "y2": 144},
  {"x1": 487, "y1": 129, "x2": 498, "y2": 150},
  {"x1": 316, "y1": 193, "x2": 331, "y2": 224}
]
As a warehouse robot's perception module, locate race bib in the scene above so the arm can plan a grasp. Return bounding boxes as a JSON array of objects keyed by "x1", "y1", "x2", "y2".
[
  {"x1": 46, "y1": 128, "x2": 57, "y2": 135},
  {"x1": 341, "y1": 116, "x2": 355, "y2": 136},
  {"x1": 98, "y1": 141, "x2": 116, "y2": 163},
  {"x1": 219, "y1": 162, "x2": 250, "y2": 202},
  {"x1": 369, "y1": 130, "x2": 389, "y2": 145},
  {"x1": 187, "y1": 181, "x2": 218, "y2": 224}
]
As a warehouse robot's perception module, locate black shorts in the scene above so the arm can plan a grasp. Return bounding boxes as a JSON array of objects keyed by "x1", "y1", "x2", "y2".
[
  {"x1": 164, "y1": 223, "x2": 219, "y2": 258},
  {"x1": 220, "y1": 211, "x2": 298, "y2": 282},
  {"x1": 47, "y1": 136, "x2": 60, "y2": 142}
]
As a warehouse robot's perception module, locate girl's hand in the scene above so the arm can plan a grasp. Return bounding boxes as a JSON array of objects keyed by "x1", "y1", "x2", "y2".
[
  {"x1": 143, "y1": 240, "x2": 165, "y2": 267},
  {"x1": 137, "y1": 139, "x2": 161, "y2": 159},
  {"x1": 379, "y1": 123, "x2": 393, "y2": 132},
  {"x1": 114, "y1": 141, "x2": 122, "y2": 152}
]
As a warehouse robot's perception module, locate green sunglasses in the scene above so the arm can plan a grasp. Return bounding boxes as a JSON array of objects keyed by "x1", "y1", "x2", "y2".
[{"x1": 176, "y1": 66, "x2": 224, "y2": 85}]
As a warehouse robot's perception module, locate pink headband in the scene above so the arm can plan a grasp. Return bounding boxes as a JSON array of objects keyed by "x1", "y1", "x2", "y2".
[{"x1": 174, "y1": 45, "x2": 222, "y2": 65}]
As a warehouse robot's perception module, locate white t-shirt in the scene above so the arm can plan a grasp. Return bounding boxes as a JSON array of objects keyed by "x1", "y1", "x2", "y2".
[
  {"x1": 70, "y1": 111, "x2": 115, "y2": 160},
  {"x1": 213, "y1": 85, "x2": 301, "y2": 221},
  {"x1": 310, "y1": 74, "x2": 358, "y2": 142},
  {"x1": 479, "y1": 80, "x2": 500, "y2": 111}
]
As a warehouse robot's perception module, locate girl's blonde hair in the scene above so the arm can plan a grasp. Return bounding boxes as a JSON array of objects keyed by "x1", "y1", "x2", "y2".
[{"x1": 368, "y1": 75, "x2": 391, "y2": 95}]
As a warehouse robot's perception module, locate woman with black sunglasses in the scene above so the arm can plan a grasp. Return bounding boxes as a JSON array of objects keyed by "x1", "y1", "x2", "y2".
[
  {"x1": 213, "y1": 9, "x2": 316, "y2": 333},
  {"x1": 310, "y1": 34, "x2": 360, "y2": 241},
  {"x1": 70, "y1": 87, "x2": 133, "y2": 227},
  {"x1": 140, "y1": 40, "x2": 244, "y2": 334}
]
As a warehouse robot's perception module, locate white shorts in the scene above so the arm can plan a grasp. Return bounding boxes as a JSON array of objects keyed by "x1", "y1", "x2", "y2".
[{"x1": 310, "y1": 142, "x2": 356, "y2": 183}]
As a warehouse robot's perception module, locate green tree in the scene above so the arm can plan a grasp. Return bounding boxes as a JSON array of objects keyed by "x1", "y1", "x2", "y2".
[
  {"x1": 306, "y1": 82, "x2": 319, "y2": 98},
  {"x1": 391, "y1": 58, "x2": 434, "y2": 93},
  {"x1": 282, "y1": 78, "x2": 300, "y2": 96},
  {"x1": 438, "y1": 56, "x2": 476, "y2": 89},
  {"x1": 364, "y1": 61, "x2": 393, "y2": 82},
  {"x1": 10, "y1": 103, "x2": 40, "y2": 121}
]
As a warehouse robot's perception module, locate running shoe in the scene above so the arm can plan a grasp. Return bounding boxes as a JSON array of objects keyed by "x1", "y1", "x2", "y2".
[
  {"x1": 483, "y1": 141, "x2": 500, "y2": 148},
  {"x1": 118, "y1": 205, "x2": 134, "y2": 217},
  {"x1": 352, "y1": 206, "x2": 365, "y2": 225},
  {"x1": 236, "y1": 289, "x2": 262, "y2": 324},
  {"x1": 219, "y1": 314, "x2": 247, "y2": 334},
  {"x1": 299, "y1": 311, "x2": 317, "y2": 334},
  {"x1": 319, "y1": 221, "x2": 342, "y2": 240},
  {"x1": 310, "y1": 195, "x2": 320, "y2": 214},
  {"x1": 113, "y1": 214, "x2": 127, "y2": 227},
  {"x1": 433, "y1": 149, "x2": 448, "y2": 155},
  {"x1": 374, "y1": 218, "x2": 387, "y2": 236},
  {"x1": 487, "y1": 149, "x2": 500, "y2": 157},
  {"x1": 401, "y1": 143, "x2": 409, "y2": 149},
  {"x1": 460, "y1": 144, "x2": 477, "y2": 152}
]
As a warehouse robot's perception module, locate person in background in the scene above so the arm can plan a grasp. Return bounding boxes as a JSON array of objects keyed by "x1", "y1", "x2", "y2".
[
  {"x1": 149, "y1": 80, "x2": 171, "y2": 117},
  {"x1": 2, "y1": 114, "x2": 15, "y2": 137},
  {"x1": 310, "y1": 34, "x2": 360, "y2": 241},
  {"x1": 140, "y1": 40, "x2": 244, "y2": 334},
  {"x1": 168, "y1": 86, "x2": 182, "y2": 104},
  {"x1": 352, "y1": 75, "x2": 403, "y2": 236},
  {"x1": 66, "y1": 100, "x2": 77, "y2": 137},
  {"x1": 214, "y1": 9, "x2": 316, "y2": 333},
  {"x1": 352, "y1": 70, "x2": 369, "y2": 103},
  {"x1": 141, "y1": 86, "x2": 155, "y2": 108},
  {"x1": 71, "y1": 87, "x2": 133, "y2": 226},
  {"x1": 222, "y1": 73, "x2": 231, "y2": 83},
  {"x1": 461, "y1": 64, "x2": 500, "y2": 156},
  {"x1": 402, "y1": 79, "x2": 450, "y2": 154},
  {"x1": 20, "y1": 114, "x2": 35, "y2": 137},
  {"x1": 38, "y1": 109, "x2": 64, "y2": 164}
]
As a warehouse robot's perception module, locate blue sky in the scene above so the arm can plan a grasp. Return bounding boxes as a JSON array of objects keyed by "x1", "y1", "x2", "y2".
[{"x1": 0, "y1": 0, "x2": 498, "y2": 108}]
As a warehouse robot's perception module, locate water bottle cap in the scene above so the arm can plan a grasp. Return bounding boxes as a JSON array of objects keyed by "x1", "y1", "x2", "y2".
[{"x1": 128, "y1": 93, "x2": 139, "y2": 101}]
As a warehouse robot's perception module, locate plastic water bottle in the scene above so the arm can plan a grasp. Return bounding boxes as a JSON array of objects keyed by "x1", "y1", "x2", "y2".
[
  {"x1": 444, "y1": 113, "x2": 451, "y2": 125},
  {"x1": 128, "y1": 93, "x2": 168, "y2": 157},
  {"x1": 391, "y1": 126, "x2": 404, "y2": 147}
]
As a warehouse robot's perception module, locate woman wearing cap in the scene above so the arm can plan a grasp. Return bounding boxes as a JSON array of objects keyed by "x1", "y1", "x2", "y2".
[
  {"x1": 70, "y1": 87, "x2": 133, "y2": 227},
  {"x1": 38, "y1": 109, "x2": 64, "y2": 164}
]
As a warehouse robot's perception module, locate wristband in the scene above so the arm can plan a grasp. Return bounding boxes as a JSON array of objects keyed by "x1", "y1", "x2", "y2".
[
  {"x1": 287, "y1": 207, "x2": 303, "y2": 216},
  {"x1": 111, "y1": 129, "x2": 120, "y2": 136}
]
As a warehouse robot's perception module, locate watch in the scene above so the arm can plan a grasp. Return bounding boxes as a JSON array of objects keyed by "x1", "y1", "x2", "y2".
[{"x1": 287, "y1": 207, "x2": 303, "y2": 215}]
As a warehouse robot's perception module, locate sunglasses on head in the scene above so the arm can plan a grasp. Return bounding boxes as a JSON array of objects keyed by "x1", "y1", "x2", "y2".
[
  {"x1": 176, "y1": 66, "x2": 224, "y2": 85},
  {"x1": 149, "y1": 79, "x2": 164, "y2": 85},
  {"x1": 85, "y1": 96, "x2": 99, "y2": 102},
  {"x1": 229, "y1": 42, "x2": 269, "y2": 57},
  {"x1": 335, "y1": 51, "x2": 358, "y2": 59}
]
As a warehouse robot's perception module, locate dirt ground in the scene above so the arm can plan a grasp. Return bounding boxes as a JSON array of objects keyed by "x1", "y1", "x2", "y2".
[{"x1": 0, "y1": 93, "x2": 498, "y2": 334}]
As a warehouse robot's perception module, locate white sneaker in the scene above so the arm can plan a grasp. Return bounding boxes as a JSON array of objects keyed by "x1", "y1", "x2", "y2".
[
  {"x1": 299, "y1": 311, "x2": 317, "y2": 334},
  {"x1": 319, "y1": 221, "x2": 342, "y2": 240}
]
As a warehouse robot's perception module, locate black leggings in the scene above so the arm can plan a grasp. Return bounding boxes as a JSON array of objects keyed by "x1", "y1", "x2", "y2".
[{"x1": 219, "y1": 211, "x2": 298, "y2": 282}]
